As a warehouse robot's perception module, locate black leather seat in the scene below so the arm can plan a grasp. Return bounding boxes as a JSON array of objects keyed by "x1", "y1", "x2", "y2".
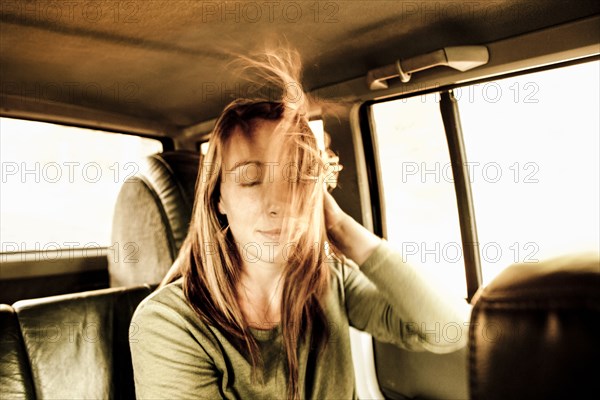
[
  {"x1": 11, "y1": 285, "x2": 152, "y2": 399},
  {"x1": 0, "y1": 304, "x2": 35, "y2": 399},
  {"x1": 108, "y1": 151, "x2": 200, "y2": 287},
  {"x1": 1, "y1": 151, "x2": 200, "y2": 398},
  {"x1": 469, "y1": 253, "x2": 600, "y2": 400}
]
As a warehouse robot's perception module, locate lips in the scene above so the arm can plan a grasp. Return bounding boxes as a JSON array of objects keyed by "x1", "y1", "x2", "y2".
[{"x1": 257, "y1": 229, "x2": 282, "y2": 240}]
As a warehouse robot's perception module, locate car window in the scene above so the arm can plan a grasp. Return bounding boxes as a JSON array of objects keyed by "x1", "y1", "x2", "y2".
[
  {"x1": 372, "y1": 60, "x2": 599, "y2": 292},
  {"x1": 1, "y1": 117, "x2": 163, "y2": 252},
  {"x1": 458, "y1": 60, "x2": 600, "y2": 283},
  {"x1": 372, "y1": 94, "x2": 467, "y2": 298}
]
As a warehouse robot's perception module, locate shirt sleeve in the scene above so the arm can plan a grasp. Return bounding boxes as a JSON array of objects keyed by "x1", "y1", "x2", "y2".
[
  {"x1": 130, "y1": 299, "x2": 224, "y2": 399},
  {"x1": 343, "y1": 240, "x2": 472, "y2": 353}
]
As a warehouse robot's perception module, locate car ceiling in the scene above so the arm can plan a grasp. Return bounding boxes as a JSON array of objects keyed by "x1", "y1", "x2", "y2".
[{"x1": 1, "y1": 0, "x2": 599, "y2": 132}]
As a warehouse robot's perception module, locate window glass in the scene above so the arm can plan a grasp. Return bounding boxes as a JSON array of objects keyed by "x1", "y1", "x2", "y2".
[
  {"x1": 372, "y1": 94, "x2": 467, "y2": 297},
  {"x1": 1, "y1": 118, "x2": 163, "y2": 251},
  {"x1": 458, "y1": 61, "x2": 600, "y2": 283},
  {"x1": 308, "y1": 119, "x2": 325, "y2": 150}
]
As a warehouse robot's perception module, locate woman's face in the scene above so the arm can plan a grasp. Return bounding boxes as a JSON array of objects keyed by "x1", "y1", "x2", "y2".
[{"x1": 218, "y1": 118, "x2": 299, "y2": 266}]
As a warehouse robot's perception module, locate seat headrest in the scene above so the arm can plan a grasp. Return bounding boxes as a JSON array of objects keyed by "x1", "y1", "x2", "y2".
[
  {"x1": 469, "y1": 253, "x2": 600, "y2": 400},
  {"x1": 109, "y1": 151, "x2": 200, "y2": 287}
]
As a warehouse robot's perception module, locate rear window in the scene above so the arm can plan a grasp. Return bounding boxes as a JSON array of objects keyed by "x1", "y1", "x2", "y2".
[{"x1": 1, "y1": 118, "x2": 163, "y2": 251}]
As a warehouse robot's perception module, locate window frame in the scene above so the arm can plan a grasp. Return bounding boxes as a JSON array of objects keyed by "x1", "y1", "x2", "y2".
[
  {"x1": 363, "y1": 54, "x2": 600, "y2": 400},
  {"x1": 362, "y1": 54, "x2": 600, "y2": 299}
]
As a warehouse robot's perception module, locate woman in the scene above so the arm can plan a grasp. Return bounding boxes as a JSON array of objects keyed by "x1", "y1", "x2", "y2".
[{"x1": 130, "y1": 50, "x2": 470, "y2": 400}]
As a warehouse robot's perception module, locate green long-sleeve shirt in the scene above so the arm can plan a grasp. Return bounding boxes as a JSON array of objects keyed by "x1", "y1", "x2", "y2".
[{"x1": 130, "y1": 241, "x2": 470, "y2": 399}]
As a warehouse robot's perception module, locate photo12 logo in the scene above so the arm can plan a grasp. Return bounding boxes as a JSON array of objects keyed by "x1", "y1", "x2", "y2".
[
  {"x1": 1, "y1": 1, "x2": 141, "y2": 24},
  {"x1": 200, "y1": 160, "x2": 342, "y2": 187},
  {"x1": 401, "y1": 161, "x2": 540, "y2": 184},
  {"x1": 198, "y1": 1, "x2": 340, "y2": 23},
  {"x1": 401, "y1": 241, "x2": 540, "y2": 264},
  {"x1": 403, "y1": 81, "x2": 540, "y2": 104},
  {"x1": 1, "y1": 242, "x2": 139, "y2": 263},
  {"x1": 1, "y1": 81, "x2": 140, "y2": 106},
  {"x1": 1, "y1": 161, "x2": 141, "y2": 184}
]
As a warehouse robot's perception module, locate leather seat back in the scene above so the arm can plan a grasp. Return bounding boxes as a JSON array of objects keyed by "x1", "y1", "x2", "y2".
[
  {"x1": 12, "y1": 285, "x2": 152, "y2": 399},
  {"x1": 109, "y1": 151, "x2": 200, "y2": 287},
  {"x1": 469, "y1": 254, "x2": 600, "y2": 400},
  {"x1": 0, "y1": 304, "x2": 35, "y2": 399}
]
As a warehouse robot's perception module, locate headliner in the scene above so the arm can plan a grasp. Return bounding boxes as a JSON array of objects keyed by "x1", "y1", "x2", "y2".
[{"x1": 1, "y1": 0, "x2": 599, "y2": 129}]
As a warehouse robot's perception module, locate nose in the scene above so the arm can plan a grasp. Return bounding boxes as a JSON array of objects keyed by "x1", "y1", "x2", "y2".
[
  {"x1": 267, "y1": 198, "x2": 282, "y2": 217},
  {"x1": 264, "y1": 180, "x2": 287, "y2": 217}
]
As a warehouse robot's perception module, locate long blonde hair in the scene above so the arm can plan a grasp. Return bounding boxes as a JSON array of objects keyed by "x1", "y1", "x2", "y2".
[{"x1": 166, "y1": 49, "x2": 332, "y2": 399}]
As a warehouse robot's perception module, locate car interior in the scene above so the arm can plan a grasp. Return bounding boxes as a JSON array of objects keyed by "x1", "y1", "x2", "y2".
[{"x1": 1, "y1": 1, "x2": 599, "y2": 399}]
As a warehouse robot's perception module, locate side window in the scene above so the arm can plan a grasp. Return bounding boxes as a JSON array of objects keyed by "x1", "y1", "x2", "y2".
[
  {"x1": 371, "y1": 94, "x2": 467, "y2": 298},
  {"x1": 371, "y1": 60, "x2": 599, "y2": 291},
  {"x1": 1, "y1": 118, "x2": 163, "y2": 252},
  {"x1": 458, "y1": 60, "x2": 600, "y2": 283}
]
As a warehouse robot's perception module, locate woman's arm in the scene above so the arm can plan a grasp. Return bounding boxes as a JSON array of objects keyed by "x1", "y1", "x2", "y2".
[
  {"x1": 324, "y1": 191, "x2": 471, "y2": 353},
  {"x1": 324, "y1": 191, "x2": 381, "y2": 265}
]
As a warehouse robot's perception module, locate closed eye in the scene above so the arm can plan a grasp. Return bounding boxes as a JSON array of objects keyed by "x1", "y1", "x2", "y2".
[{"x1": 240, "y1": 181, "x2": 260, "y2": 187}]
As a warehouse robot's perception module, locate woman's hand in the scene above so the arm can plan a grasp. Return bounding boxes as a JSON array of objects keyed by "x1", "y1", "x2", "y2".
[
  {"x1": 323, "y1": 190, "x2": 346, "y2": 232},
  {"x1": 323, "y1": 190, "x2": 382, "y2": 265}
]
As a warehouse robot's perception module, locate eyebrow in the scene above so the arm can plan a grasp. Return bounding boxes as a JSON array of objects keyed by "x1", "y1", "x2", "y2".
[{"x1": 229, "y1": 160, "x2": 264, "y2": 172}]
